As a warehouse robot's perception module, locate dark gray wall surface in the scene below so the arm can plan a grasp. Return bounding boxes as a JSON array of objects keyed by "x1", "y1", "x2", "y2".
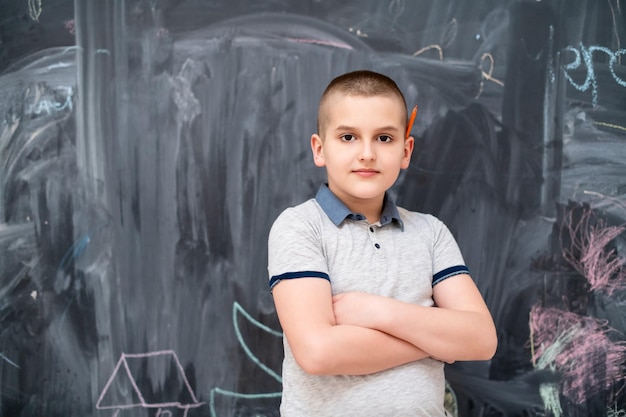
[{"x1": 1, "y1": 0, "x2": 625, "y2": 416}]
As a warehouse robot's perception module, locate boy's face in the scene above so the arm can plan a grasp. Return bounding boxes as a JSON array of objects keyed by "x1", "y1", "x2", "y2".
[{"x1": 311, "y1": 93, "x2": 414, "y2": 211}]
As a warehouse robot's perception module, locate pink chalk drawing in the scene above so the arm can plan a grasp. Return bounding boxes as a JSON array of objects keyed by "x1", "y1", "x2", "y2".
[
  {"x1": 96, "y1": 350, "x2": 205, "y2": 417},
  {"x1": 64, "y1": 19, "x2": 75, "y2": 35},
  {"x1": 560, "y1": 203, "x2": 626, "y2": 296},
  {"x1": 529, "y1": 304, "x2": 626, "y2": 405}
]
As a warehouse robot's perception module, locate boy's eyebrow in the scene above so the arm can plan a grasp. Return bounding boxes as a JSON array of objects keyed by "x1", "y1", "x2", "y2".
[
  {"x1": 332, "y1": 125, "x2": 401, "y2": 132},
  {"x1": 332, "y1": 125, "x2": 359, "y2": 132}
]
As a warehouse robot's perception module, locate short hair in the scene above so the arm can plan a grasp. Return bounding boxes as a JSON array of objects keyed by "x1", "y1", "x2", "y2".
[{"x1": 317, "y1": 70, "x2": 407, "y2": 135}]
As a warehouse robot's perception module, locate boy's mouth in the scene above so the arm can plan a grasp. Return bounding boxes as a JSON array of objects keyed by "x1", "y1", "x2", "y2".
[{"x1": 353, "y1": 169, "x2": 379, "y2": 177}]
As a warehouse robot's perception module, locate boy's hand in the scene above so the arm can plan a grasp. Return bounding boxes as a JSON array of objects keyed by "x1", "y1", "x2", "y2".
[{"x1": 332, "y1": 292, "x2": 388, "y2": 329}]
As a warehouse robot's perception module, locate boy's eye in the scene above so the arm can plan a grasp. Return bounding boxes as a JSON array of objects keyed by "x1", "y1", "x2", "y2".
[
  {"x1": 340, "y1": 134, "x2": 356, "y2": 142},
  {"x1": 378, "y1": 135, "x2": 392, "y2": 142}
]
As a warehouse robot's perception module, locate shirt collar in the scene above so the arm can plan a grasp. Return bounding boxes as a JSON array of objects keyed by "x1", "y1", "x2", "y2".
[{"x1": 315, "y1": 184, "x2": 404, "y2": 230}]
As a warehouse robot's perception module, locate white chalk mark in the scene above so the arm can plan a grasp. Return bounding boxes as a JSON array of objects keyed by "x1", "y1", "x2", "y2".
[
  {"x1": 285, "y1": 37, "x2": 353, "y2": 50},
  {"x1": 27, "y1": 86, "x2": 74, "y2": 116},
  {"x1": 347, "y1": 27, "x2": 369, "y2": 38},
  {"x1": 608, "y1": 0, "x2": 621, "y2": 63},
  {"x1": 583, "y1": 190, "x2": 626, "y2": 213},
  {"x1": 28, "y1": 0, "x2": 42, "y2": 21},
  {"x1": 607, "y1": 402, "x2": 626, "y2": 417},
  {"x1": 171, "y1": 59, "x2": 203, "y2": 123},
  {"x1": 540, "y1": 383, "x2": 563, "y2": 417},
  {"x1": 388, "y1": 0, "x2": 406, "y2": 20}
]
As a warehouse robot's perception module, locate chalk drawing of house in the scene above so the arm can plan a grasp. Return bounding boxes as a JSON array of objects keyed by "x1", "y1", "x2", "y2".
[{"x1": 96, "y1": 350, "x2": 205, "y2": 417}]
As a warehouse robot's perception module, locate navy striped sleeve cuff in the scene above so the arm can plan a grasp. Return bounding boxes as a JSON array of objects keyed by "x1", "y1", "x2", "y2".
[
  {"x1": 269, "y1": 271, "x2": 331, "y2": 290},
  {"x1": 432, "y1": 265, "x2": 470, "y2": 286}
]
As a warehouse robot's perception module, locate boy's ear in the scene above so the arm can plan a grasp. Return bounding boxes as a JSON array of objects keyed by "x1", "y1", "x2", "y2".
[
  {"x1": 401, "y1": 136, "x2": 415, "y2": 169},
  {"x1": 311, "y1": 134, "x2": 325, "y2": 167}
]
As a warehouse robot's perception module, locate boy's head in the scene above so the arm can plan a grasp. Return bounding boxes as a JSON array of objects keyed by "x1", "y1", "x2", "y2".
[
  {"x1": 316, "y1": 70, "x2": 408, "y2": 138},
  {"x1": 310, "y1": 70, "x2": 414, "y2": 216}
]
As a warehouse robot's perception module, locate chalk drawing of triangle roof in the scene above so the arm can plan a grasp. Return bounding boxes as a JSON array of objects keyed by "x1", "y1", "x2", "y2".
[{"x1": 96, "y1": 350, "x2": 204, "y2": 413}]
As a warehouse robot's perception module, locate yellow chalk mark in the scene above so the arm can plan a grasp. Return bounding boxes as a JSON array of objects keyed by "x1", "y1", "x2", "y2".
[
  {"x1": 413, "y1": 44, "x2": 443, "y2": 60},
  {"x1": 593, "y1": 121, "x2": 626, "y2": 132},
  {"x1": 475, "y1": 53, "x2": 504, "y2": 98},
  {"x1": 529, "y1": 320, "x2": 537, "y2": 367},
  {"x1": 480, "y1": 53, "x2": 504, "y2": 86}
]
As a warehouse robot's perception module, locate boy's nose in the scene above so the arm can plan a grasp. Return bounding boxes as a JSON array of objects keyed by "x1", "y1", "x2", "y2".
[{"x1": 359, "y1": 141, "x2": 376, "y2": 161}]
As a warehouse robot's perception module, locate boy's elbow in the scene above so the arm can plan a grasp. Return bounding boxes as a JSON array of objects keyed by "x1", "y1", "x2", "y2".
[
  {"x1": 458, "y1": 322, "x2": 498, "y2": 362},
  {"x1": 488, "y1": 333, "x2": 499, "y2": 359},
  {"x1": 297, "y1": 356, "x2": 329, "y2": 376},
  {"x1": 477, "y1": 326, "x2": 498, "y2": 360},
  {"x1": 292, "y1": 339, "x2": 335, "y2": 376}
]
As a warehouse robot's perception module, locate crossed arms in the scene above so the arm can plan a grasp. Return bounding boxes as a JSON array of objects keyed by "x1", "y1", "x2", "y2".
[{"x1": 271, "y1": 274, "x2": 497, "y2": 376}]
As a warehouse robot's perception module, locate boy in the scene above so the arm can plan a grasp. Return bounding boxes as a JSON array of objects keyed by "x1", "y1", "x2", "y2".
[{"x1": 267, "y1": 70, "x2": 497, "y2": 416}]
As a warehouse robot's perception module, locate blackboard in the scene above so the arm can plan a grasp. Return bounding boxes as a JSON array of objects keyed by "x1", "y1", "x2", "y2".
[{"x1": 1, "y1": 0, "x2": 625, "y2": 416}]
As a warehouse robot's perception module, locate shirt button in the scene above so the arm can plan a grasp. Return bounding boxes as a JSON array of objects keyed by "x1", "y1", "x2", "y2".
[
  {"x1": 369, "y1": 227, "x2": 374, "y2": 233},
  {"x1": 374, "y1": 243, "x2": 380, "y2": 249}
]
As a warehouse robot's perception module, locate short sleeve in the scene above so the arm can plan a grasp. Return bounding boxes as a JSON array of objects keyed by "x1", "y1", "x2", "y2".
[
  {"x1": 430, "y1": 217, "x2": 469, "y2": 286},
  {"x1": 267, "y1": 206, "x2": 330, "y2": 291}
]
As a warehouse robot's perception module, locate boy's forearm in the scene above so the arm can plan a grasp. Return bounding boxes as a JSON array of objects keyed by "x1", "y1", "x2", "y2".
[
  {"x1": 374, "y1": 299, "x2": 497, "y2": 362},
  {"x1": 379, "y1": 305, "x2": 495, "y2": 361},
  {"x1": 332, "y1": 288, "x2": 497, "y2": 362},
  {"x1": 298, "y1": 324, "x2": 430, "y2": 376}
]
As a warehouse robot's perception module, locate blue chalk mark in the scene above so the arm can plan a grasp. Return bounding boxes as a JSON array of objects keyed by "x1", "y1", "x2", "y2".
[
  {"x1": 58, "y1": 232, "x2": 91, "y2": 275},
  {"x1": 56, "y1": 233, "x2": 93, "y2": 325},
  {"x1": 562, "y1": 43, "x2": 626, "y2": 107},
  {"x1": 0, "y1": 353, "x2": 20, "y2": 369},
  {"x1": 233, "y1": 301, "x2": 282, "y2": 383},
  {"x1": 209, "y1": 302, "x2": 283, "y2": 417},
  {"x1": 610, "y1": 49, "x2": 626, "y2": 87},
  {"x1": 209, "y1": 388, "x2": 281, "y2": 417}
]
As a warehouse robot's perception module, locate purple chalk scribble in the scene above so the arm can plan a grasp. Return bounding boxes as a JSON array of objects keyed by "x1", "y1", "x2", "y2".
[
  {"x1": 529, "y1": 305, "x2": 626, "y2": 405},
  {"x1": 560, "y1": 204, "x2": 626, "y2": 296}
]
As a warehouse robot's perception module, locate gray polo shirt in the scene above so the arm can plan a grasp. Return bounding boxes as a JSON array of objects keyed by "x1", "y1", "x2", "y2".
[{"x1": 267, "y1": 184, "x2": 467, "y2": 417}]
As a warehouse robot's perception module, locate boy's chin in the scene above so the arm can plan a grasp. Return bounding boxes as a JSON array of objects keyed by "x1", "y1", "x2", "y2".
[{"x1": 344, "y1": 186, "x2": 389, "y2": 200}]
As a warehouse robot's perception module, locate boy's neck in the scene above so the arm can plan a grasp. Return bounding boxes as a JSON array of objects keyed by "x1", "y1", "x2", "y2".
[{"x1": 341, "y1": 195, "x2": 384, "y2": 224}]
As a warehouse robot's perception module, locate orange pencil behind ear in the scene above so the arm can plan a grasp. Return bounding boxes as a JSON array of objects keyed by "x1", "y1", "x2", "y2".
[{"x1": 405, "y1": 105, "x2": 418, "y2": 138}]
